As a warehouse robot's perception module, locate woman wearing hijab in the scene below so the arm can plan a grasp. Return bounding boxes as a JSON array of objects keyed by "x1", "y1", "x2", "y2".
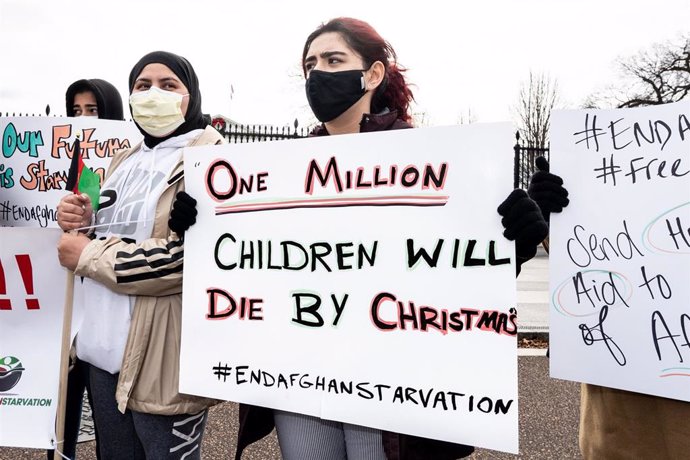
[
  {"x1": 48, "y1": 77, "x2": 124, "y2": 460},
  {"x1": 55, "y1": 51, "x2": 223, "y2": 460},
  {"x1": 65, "y1": 78, "x2": 125, "y2": 120}
]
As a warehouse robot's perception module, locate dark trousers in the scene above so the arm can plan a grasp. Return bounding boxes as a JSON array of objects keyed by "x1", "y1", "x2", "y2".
[
  {"x1": 88, "y1": 365, "x2": 207, "y2": 460},
  {"x1": 47, "y1": 358, "x2": 101, "y2": 460}
]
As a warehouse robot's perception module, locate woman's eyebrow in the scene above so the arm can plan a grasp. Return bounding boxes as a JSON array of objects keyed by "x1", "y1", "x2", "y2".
[
  {"x1": 320, "y1": 51, "x2": 347, "y2": 59},
  {"x1": 158, "y1": 77, "x2": 181, "y2": 84},
  {"x1": 305, "y1": 50, "x2": 348, "y2": 63}
]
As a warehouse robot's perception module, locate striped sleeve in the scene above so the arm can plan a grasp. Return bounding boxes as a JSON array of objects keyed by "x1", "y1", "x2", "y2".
[{"x1": 75, "y1": 235, "x2": 185, "y2": 297}]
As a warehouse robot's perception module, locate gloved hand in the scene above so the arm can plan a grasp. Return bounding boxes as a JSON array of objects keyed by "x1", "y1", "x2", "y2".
[
  {"x1": 497, "y1": 189, "x2": 549, "y2": 275},
  {"x1": 168, "y1": 191, "x2": 198, "y2": 237},
  {"x1": 527, "y1": 156, "x2": 569, "y2": 223}
]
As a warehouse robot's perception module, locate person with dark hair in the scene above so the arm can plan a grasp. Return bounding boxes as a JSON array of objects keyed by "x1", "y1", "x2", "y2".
[
  {"x1": 55, "y1": 51, "x2": 222, "y2": 459},
  {"x1": 301, "y1": 16, "x2": 414, "y2": 133},
  {"x1": 47, "y1": 78, "x2": 124, "y2": 460},
  {"x1": 229, "y1": 17, "x2": 549, "y2": 460},
  {"x1": 65, "y1": 79, "x2": 125, "y2": 120},
  {"x1": 58, "y1": 79, "x2": 126, "y2": 233}
]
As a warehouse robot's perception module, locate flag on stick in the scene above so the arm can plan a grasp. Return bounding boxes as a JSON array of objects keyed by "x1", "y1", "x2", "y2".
[{"x1": 65, "y1": 132, "x2": 100, "y2": 211}]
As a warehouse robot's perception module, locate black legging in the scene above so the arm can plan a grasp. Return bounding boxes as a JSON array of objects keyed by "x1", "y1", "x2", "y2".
[
  {"x1": 47, "y1": 358, "x2": 101, "y2": 460},
  {"x1": 88, "y1": 365, "x2": 207, "y2": 460}
]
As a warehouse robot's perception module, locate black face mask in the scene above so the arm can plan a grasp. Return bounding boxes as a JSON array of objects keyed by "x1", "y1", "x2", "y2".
[{"x1": 305, "y1": 69, "x2": 367, "y2": 123}]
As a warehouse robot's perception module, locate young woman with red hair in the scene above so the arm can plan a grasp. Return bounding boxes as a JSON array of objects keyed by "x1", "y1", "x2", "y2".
[
  {"x1": 278, "y1": 17, "x2": 471, "y2": 460},
  {"x1": 233, "y1": 17, "x2": 549, "y2": 460}
]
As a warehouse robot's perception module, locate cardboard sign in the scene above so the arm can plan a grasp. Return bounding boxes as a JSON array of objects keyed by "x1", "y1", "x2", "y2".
[
  {"x1": 549, "y1": 101, "x2": 690, "y2": 402},
  {"x1": 180, "y1": 124, "x2": 520, "y2": 453},
  {"x1": 0, "y1": 227, "x2": 66, "y2": 448},
  {"x1": 0, "y1": 117, "x2": 141, "y2": 227}
]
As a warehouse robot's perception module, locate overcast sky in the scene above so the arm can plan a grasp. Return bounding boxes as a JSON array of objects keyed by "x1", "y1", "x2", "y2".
[{"x1": 1, "y1": 0, "x2": 688, "y2": 128}]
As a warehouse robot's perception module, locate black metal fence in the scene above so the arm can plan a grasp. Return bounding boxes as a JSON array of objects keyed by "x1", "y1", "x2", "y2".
[
  {"x1": 513, "y1": 132, "x2": 550, "y2": 189},
  {"x1": 0, "y1": 112, "x2": 56, "y2": 117},
  {"x1": 0, "y1": 112, "x2": 310, "y2": 140},
  {"x1": 2, "y1": 113, "x2": 544, "y2": 188},
  {"x1": 215, "y1": 123, "x2": 310, "y2": 143}
]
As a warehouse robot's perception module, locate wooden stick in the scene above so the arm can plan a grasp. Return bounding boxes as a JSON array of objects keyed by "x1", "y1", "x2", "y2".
[{"x1": 54, "y1": 269, "x2": 74, "y2": 457}]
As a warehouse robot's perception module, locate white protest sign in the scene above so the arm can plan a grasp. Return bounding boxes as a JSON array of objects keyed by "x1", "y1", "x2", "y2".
[
  {"x1": 549, "y1": 101, "x2": 690, "y2": 401},
  {"x1": 0, "y1": 117, "x2": 142, "y2": 227},
  {"x1": 180, "y1": 124, "x2": 519, "y2": 453},
  {"x1": 0, "y1": 227, "x2": 66, "y2": 448}
]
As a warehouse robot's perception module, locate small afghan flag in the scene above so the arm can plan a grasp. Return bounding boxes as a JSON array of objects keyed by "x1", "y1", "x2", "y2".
[{"x1": 65, "y1": 134, "x2": 100, "y2": 212}]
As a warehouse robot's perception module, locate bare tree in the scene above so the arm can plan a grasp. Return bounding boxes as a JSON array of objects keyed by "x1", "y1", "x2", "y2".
[
  {"x1": 514, "y1": 71, "x2": 560, "y2": 148},
  {"x1": 586, "y1": 35, "x2": 689, "y2": 108},
  {"x1": 411, "y1": 110, "x2": 430, "y2": 127},
  {"x1": 456, "y1": 107, "x2": 477, "y2": 125}
]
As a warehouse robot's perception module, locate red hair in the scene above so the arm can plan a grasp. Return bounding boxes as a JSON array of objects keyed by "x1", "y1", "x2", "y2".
[{"x1": 302, "y1": 17, "x2": 415, "y2": 123}]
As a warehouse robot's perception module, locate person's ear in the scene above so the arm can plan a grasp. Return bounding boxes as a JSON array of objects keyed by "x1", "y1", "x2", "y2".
[{"x1": 365, "y1": 61, "x2": 385, "y2": 91}]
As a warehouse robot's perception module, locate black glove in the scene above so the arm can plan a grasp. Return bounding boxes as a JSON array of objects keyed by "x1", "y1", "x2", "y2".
[
  {"x1": 168, "y1": 191, "x2": 198, "y2": 237},
  {"x1": 527, "y1": 156, "x2": 569, "y2": 223},
  {"x1": 497, "y1": 189, "x2": 549, "y2": 275}
]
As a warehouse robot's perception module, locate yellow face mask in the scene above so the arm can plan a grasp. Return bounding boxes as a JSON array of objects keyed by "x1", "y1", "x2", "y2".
[{"x1": 129, "y1": 86, "x2": 188, "y2": 137}]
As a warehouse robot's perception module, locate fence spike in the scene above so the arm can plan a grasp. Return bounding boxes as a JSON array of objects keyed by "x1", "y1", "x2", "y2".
[{"x1": 212, "y1": 122, "x2": 310, "y2": 144}]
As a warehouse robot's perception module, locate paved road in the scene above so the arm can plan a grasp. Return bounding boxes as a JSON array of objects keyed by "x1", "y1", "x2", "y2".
[{"x1": 516, "y1": 246, "x2": 549, "y2": 335}]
